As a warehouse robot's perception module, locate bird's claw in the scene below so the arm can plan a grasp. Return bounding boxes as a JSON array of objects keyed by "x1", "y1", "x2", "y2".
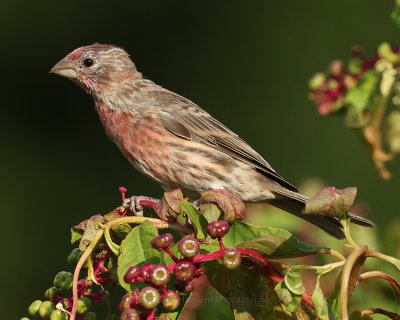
[{"x1": 123, "y1": 195, "x2": 160, "y2": 217}]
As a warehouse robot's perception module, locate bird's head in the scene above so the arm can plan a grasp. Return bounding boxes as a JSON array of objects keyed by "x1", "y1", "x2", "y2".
[{"x1": 50, "y1": 44, "x2": 141, "y2": 95}]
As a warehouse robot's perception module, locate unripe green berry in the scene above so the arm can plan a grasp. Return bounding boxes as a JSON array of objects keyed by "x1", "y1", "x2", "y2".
[
  {"x1": 162, "y1": 290, "x2": 180, "y2": 311},
  {"x1": 28, "y1": 300, "x2": 42, "y2": 316},
  {"x1": 222, "y1": 249, "x2": 241, "y2": 269},
  {"x1": 45, "y1": 287, "x2": 59, "y2": 300},
  {"x1": 120, "y1": 308, "x2": 140, "y2": 320},
  {"x1": 139, "y1": 287, "x2": 160, "y2": 309},
  {"x1": 178, "y1": 237, "x2": 200, "y2": 258},
  {"x1": 53, "y1": 271, "x2": 73, "y2": 290},
  {"x1": 76, "y1": 297, "x2": 93, "y2": 314},
  {"x1": 50, "y1": 309, "x2": 68, "y2": 320},
  {"x1": 150, "y1": 264, "x2": 170, "y2": 286},
  {"x1": 21, "y1": 318, "x2": 30, "y2": 320},
  {"x1": 82, "y1": 312, "x2": 97, "y2": 320},
  {"x1": 67, "y1": 248, "x2": 83, "y2": 265},
  {"x1": 308, "y1": 73, "x2": 326, "y2": 90},
  {"x1": 39, "y1": 301, "x2": 56, "y2": 318}
]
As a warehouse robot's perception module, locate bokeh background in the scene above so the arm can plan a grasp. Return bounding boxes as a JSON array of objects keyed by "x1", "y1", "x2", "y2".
[{"x1": 1, "y1": 0, "x2": 399, "y2": 319}]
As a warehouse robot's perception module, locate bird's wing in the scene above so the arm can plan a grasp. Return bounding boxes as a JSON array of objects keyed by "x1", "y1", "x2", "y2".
[{"x1": 152, "y1": 89, "x2": 299, "y2": 192}]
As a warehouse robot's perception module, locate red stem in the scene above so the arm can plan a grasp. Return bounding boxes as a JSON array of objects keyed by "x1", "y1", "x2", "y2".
[
  {"x1": 139, "y1": 199, "x2": 157, "y2": 210},
  {"x1": 146, "y1": 307, "x2": 155, "y2": 320},
  {"x1": 163, "y1": 247, "x2": 178, "y2": 263}
]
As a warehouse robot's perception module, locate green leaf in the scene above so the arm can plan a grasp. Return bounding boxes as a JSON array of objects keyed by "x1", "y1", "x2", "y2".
[
  {"x1": 71, "y1": 227, "x2": 83, "y2": 244},
  {"x1": 345, "y1": 71, "x2": 379, "y2": 111},
  {"x1": 117, "y1": 222, "x2": 162, "y2": 292},
  {"x1": 221, "y1": 221, "x2": 325, "y2": 258},
  {"x1": 204, "y1": 260, "x2": 269, "y2": 319},
  {"x1": 285, "y1": 269, "x2": 304, "y2": 295},
  {"x1": 181, "y1": 200, "x2": 208, "y2": 239},
  {"x1": 200, "y1": 189, "x2": 246, "y2": 222},
  {"x1": 303, "y1": 186, "x2": 357, "y2": 218},
  {"x1": 200, "y1": 202, "x2": 223, "y2": 223},
  {"x1": 311, "y1": 277, "x2": 329, "y2": 320}
]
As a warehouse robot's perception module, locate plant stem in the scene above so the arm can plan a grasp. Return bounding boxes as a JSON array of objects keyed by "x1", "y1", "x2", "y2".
[
  {"x1": 339, "y1": 245, "x2": 368, "y2": 320},
  {"x1": 70, "y1": 228, "x2": 104, "y2": 320},
  {"x1": 361, "y1": 308, "x2": 400, "y2": 319}
]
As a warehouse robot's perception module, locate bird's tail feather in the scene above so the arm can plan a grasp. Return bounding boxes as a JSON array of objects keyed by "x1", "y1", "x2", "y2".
[
  {"x1": 268, "y1": 188, "x2": 375, "y2": 238},
  {"x1": 268, "y1": 198, "x2": 346, "y2": 239}
]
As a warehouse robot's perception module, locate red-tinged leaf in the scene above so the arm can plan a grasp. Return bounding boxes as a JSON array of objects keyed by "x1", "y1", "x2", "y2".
[
  {"x1": 153, "y1": 189, "x2": 184, "y2": 220},
  {"x1": 303, "y1": 186, "x2": 357, "y2": 218},
  {"x1": 73, "y1": 215, "x2": 104, "y2": 250},
  {"x1": 200, "y1": 189, "x2": 246, "y2": 222}
]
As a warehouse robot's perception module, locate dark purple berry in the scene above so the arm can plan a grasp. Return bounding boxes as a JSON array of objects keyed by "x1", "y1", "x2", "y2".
[
  {"x1": 151, "y1": 233, "x2": 173, "y2": 249},
  {"x1": 119, "y1": 294, "x2": 132, "y2": 311},
  {"x1": 222, "y1": 248, "x2": 241, "y2": 269},
  {"x1": 161, "y1": 290, "x2": 180, "y2": 311},
  {"x1": 178, "y1": 237, "x2": 200, "y2": 258},
  {"x1": 206, "y1": 221, "x2": 230, "y2": 239},
  {"x1": 120, "y1": 308, "x2": 140, "y2": 320},
  {"x1": 124, "y1": 266, "x2": 140, "y2": 284},
  {"x1": 150, "y1": 264, "x2": 170, "y2": 286},
  {"x1": 175, "y1": 280, "x2": 194, "y2": 293},
  {"x1": 139, "y1": 287, "x2": 160, "y2": 309},
  {"x1": 173, "y1": 260, "x2": 195, "y2": 281}
]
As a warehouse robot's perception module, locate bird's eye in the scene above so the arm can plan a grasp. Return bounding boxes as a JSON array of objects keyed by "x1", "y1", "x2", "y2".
[{"x1": 83, "y1": 58, "x2": 94, "y2": 67}]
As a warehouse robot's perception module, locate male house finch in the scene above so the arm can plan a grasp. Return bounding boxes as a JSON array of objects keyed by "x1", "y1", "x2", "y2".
[{"x1": 50, "y1": 44, "x2": 373, "y2": 239}]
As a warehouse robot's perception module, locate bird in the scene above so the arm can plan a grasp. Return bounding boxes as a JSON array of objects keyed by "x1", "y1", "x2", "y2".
[{"x1": 50, "y1": 43, "x2": 374, "y2": 239}]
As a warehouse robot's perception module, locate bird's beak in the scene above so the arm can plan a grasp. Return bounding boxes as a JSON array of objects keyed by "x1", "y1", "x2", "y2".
[{"x1": 50, "y1": 57, "x2": 78, "y2": 79}]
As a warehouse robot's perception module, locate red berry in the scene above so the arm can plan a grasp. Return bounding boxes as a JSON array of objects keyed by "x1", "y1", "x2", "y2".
[
  {"x1": 150, "y1": 264, "x2": 171, "y2": 286},
  {"x1": 178, "y1": 237, "x2": 200, "y2": 258},
  {"x1": 151, "y1": 233, "x2": 173, "y2": 249},
  {"x1": 161, "y1": 290, "x2": 180, "y2": 311},
  {"x1": 140, "y1": 263, "x2": 153, "y2": 282},
  {"x1": 222, "y1": 248, "x2": 241, "y2": 269},
  {"x1": 206, "y1": 221, "x2": 230, "y2": 239},
  {"x1": 119, "y1": 294, "x2": 132, "y2": 311},
  {"x1": 124, "y1": 266, "x2": 140, "y2": 284},
  {"x1": 120, "y1": 308, "x2": 140, "y2": 320},
  {"x1": 173, "y1": 261, "x2": 195, "y2": 281},
  {"x1": 139, "y1": 287, "x2": 160, "y2": 309}
]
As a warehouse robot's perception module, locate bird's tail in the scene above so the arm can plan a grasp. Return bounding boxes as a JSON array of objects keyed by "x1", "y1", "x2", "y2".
[{"x1": 268, "y1": 193, "x2": 374, "y2": 239}]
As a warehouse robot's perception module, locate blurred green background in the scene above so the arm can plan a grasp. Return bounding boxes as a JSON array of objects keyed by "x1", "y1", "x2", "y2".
[{"x1": 1, "y1": 0, "x2": 399, "y2": 319}]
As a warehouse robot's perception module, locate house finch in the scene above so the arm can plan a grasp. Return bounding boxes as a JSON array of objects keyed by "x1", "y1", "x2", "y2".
[{"x1": 50, "y1": 43, "x2": 373, "y2": 239}]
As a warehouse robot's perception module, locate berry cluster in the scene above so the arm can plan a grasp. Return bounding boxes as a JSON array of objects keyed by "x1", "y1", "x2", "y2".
[
  {"x1": 24, "y1": 249, "x2": 113, "y2": 320},
  {"x1": 308, "y1": 46, "x2": 381, "y2": 116},
  {"x1": 119, "y1": 221, "x2": 242, "y2": 319}
]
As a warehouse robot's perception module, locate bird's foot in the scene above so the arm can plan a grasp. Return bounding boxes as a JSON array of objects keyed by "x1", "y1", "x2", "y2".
[
  {"x1": 192, "y1": 199, "x2": 200, "y2": 211},
  {"x1": 123, "y1": 196, "x2": 160, "y2": 217}
]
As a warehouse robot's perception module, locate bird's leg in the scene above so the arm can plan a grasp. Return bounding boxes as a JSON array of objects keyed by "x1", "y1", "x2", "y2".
[{"x1": 123, "y1": 196, "x2": 160, "y2": 217}]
